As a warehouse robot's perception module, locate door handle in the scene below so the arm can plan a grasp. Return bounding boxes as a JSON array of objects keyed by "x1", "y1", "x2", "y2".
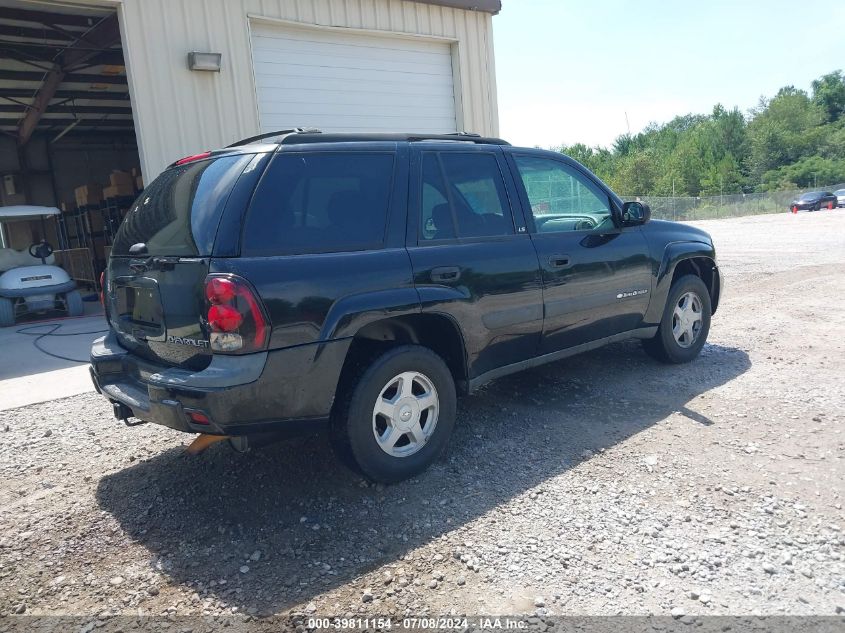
[
  {"x1": 548, "y1": 254, "x2": 572, "y2": 269},
  {"x1": 431, "y1": 266, "x2": 461, "y2": 283}
]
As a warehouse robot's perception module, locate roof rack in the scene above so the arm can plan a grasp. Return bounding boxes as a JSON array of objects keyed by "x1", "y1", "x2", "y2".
[
  {"x1": 228, "y1": 129, "x2": 510, "y2": 147},
  {"x1": 226, "y1": 127, "x2": 322, "y2": 147},
  {"x1": 407, "y1": 132, "x2": 510, "y2": 145},
  {"x1": 277, "y1": 131, "x2": 511, "y2": 146}
]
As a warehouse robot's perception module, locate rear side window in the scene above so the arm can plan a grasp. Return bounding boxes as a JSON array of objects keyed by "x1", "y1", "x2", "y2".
[
  {"x1": 242, "y1": 152, "x2": 395, "y2": 256},
  {"x1": 112, "y1": 155, "x2": 251, "y2": 256},
  {"x1": 420, "y1": 152, "x2": 513, "y2": 241}
]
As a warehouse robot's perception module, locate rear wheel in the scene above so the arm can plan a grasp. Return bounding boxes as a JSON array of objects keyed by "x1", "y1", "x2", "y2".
[
  {"x1": 643, "y1": 274, "x2": 711, "y2": 364},
  {"x1": 0, "y1": 297, "x2": 14, "y2": 327},
  {"x1": 64, "y1": 290, "x2": 84, "y2": 317},
  {"x1": 331, "y1": 345, "x2": 456, "y2": 483}
]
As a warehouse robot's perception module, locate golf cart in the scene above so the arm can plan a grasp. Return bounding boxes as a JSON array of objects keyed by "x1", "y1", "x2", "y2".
[{"x1": 0, "y1": 206, "x2": 83, "y2": 327}]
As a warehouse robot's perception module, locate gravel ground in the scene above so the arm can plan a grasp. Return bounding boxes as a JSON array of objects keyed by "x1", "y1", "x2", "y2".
[{"x1": 1, "y1": 211, "x2": 843, "y2": 620}]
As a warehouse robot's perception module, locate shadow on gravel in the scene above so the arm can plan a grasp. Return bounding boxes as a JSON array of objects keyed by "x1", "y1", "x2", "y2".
[{"x1": 96, "y1": 341, "x2": 749, "y2": 615}]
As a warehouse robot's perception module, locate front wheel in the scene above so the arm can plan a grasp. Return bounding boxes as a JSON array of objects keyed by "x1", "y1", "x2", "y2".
[
  {"x1": 643, "y1": 274, "x2": 712, "y2": 364},
  {"x1": 64, "y1": 290, "x2": 83, "y2": 317},
  {"x1": 0, "y1": 297, "x2": 14, "y2": 327},
  {"x1": 331, "y1": 345, "x2": 457, "y2": 483}
]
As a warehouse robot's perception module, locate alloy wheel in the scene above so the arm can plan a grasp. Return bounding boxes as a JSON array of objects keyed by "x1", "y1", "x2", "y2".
[
  {"x1": 672, "y1": 291, "x2": 703, "y2": 348},
  {"x1": 372, "y1": 371, "x2": 439, "y2": 458}
]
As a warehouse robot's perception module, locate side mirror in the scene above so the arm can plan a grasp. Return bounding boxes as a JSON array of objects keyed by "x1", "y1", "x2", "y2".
[{"x1": 621, "y1": 201, "x2": 651, "y2": 226}]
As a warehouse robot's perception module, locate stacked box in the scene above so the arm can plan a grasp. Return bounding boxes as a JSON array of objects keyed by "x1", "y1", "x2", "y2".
[
  {"x1": 130, "y1": 167, "x2": 144, "y2": 190},
  {"x1": 104, "y1": 171, "x2": 135, "y2": 199},
  {"x1": 75, "y1": 184, "x2": 103, "y2": 207}
]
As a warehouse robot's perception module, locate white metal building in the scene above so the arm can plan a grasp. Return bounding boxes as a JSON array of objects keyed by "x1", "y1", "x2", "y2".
[{"x1": 1, "y1": 0, "x2": 502, "y2": 191}]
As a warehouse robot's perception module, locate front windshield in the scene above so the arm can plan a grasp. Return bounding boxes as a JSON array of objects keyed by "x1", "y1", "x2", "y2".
[{"x1": 799, "y1": 192, "x2": 820, "y2": 201}]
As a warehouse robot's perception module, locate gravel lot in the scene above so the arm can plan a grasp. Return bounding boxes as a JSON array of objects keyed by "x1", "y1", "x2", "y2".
[{"x1": 1, "y1": 211, "x2": 843, "y2": 620}]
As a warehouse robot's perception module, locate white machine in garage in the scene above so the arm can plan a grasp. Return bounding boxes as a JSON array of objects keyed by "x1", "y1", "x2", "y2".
[{"x1": 0, "y1": 206, "x2": 83, "y2": 327}]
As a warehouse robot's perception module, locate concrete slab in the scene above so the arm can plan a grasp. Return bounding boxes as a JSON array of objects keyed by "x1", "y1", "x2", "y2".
[{"x1": 0, "y1": 303, "x2": 107, "y2": 411}]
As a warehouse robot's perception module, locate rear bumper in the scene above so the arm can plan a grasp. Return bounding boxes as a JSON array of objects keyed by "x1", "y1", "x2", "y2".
[{"x1": 90, "y1": 330, "x2": 350, "y2": 436}]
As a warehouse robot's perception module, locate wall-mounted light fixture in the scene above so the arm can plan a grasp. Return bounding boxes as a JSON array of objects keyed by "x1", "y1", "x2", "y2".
[{"x1": 188, "y1": 52, "x2": 222, "y2": 72}]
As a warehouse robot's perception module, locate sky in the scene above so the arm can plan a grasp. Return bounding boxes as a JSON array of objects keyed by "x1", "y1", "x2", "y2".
[{"x1": 493, "y1": 0, "x2": 845, "y2": 149}]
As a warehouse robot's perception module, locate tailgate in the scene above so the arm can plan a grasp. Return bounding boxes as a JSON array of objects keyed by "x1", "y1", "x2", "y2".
[
  {"x1": 106, "y1": 152, "x2": 257, "y2": 370},
  {"x1": 107, "y1": 257, "x2": 211, "y2": 370}
]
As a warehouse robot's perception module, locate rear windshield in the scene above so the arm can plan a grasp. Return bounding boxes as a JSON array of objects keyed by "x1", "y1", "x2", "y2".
[
  {"x1": 242, "y1": 152, "x2": 395, "y2": 256},
  {"x1": 111, "y1": 154, "x2": 251, "y2": 256}
]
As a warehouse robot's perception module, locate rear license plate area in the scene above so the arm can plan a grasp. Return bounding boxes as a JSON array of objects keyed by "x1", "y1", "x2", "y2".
[{"x1": 114, "y1": 278, "x2": 164, "y2": 338}]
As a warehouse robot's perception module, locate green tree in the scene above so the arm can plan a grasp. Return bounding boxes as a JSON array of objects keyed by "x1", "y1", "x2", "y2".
[
  {"x1": 811, "y1": 70, "x2": 845, "y2": 122},
  {"x1": 761, "y1": 156, "x2": 845, "y2": 190},
  {"x1": 554, "y1": 70, "x2": 844, "y2": 197},
  {"x1": 746, "y1": 87, "x2": 824, "y2": 185}
]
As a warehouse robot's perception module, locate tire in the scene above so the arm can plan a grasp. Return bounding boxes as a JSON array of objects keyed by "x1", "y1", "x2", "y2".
[
  {"x1": 0, "y1": 297, "x2": 14, "y2": 327},
  {"x1": 813, "y1": 203, "x2": 820, "y2": 211},
  {"x1": 64, "y1": 290, "x2": 84, "y2": 317},
  {"x1": 331, "y1": 345, "x2": 457, "y2": 483},
  {"x1": 643, "y1": 274, "x2": 712, "y2": 364}
]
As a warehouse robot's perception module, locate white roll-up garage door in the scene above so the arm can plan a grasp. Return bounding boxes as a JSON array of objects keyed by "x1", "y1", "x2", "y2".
[{"x1": 249, "y1": 22, "x2": 458, "y2": 134}]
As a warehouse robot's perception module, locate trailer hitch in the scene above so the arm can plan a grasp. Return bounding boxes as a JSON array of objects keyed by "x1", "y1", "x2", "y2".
[{"x1": 112, "y1": 401, "x2": 146, "y2": 427}]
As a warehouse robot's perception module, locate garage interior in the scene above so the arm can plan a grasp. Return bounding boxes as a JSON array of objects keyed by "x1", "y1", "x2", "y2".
[
  {"x1": 0, "y1": 0, "x2": 140, "y2": 290},
  {"x1": 0, "y1": 0, "x2": 501, "y2": 299}
]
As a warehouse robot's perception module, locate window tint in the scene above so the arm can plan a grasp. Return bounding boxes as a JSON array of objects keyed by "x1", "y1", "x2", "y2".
[
  {"x1": 112, "y1": 155, "x2": 251, "y2": 256},
  {"x1": 514, "y1": 156, "x2": 613, "y2": 233},
  {"x1": 420, "y1": 152, "x2": 513, "y2": 241},
  {"x1": 243, "y1": 152, "x2": 394, "y2": 255}
]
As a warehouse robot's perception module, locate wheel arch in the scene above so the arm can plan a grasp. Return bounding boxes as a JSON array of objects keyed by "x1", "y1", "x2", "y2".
[
  {"x1": 335, "y1": 312, "x2": 469, "y2": 399},
  {"x1": 647, "y1": 242, "x2": 719, "y2": 322}
]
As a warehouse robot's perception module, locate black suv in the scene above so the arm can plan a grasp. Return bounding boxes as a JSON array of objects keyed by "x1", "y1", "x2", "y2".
[{"x1": 90, "y1": 130, "x2": 721, "y2": 483}]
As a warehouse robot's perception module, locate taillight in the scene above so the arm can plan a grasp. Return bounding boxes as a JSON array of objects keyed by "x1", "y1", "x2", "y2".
[
  {"x1": 205, "y1": 277, "x2": 237, "y2": 304},
  {"x1": 174, "y1": 151, "x2": 212, "y2": 166},
  {"x1": 203, "y1": 274, "x2": 269, "y2": 353},
  {"x1": 99, "y1": 271, "x2": 105, "y2": 305},
  {"x1": 208, "y1": 304, "x2": 243, "y2": 331}
]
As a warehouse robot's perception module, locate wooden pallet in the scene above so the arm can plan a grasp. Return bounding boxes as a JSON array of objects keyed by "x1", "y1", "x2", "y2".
[{"x1": 53, "y1": 248, "x2": 97, "y2": 286}]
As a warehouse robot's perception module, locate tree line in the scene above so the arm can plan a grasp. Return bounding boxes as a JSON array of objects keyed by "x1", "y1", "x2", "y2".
[{"x1": 558, "y1": 70, "x2": 845, "y2": 197}]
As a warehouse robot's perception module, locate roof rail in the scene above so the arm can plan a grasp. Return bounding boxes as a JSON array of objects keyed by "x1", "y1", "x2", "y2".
[
  {"x1": 407, "y1": 132, "x2": 510, "y2": 145},
  {"x1": 227, "y1": 129, "x2": 510, "y2": 147},
  {"x1": 274, "y1": 131, "x2": 510, "y2": 146},
  {"x1": 227, "y1": 127, "x2": 322, "y2": 147}
]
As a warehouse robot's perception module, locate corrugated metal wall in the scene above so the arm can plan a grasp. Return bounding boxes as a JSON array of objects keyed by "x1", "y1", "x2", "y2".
[{"x1": 117, "y1": 0, "x2": 499, "y2": 181}]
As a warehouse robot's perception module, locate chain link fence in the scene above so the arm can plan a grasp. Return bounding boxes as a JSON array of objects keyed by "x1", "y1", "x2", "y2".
[{"x1": 623, "y1": 183, "x2": 845, "y2": 221}]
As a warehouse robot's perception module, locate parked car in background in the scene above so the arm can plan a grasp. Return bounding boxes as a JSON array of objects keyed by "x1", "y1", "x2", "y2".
[
  {"x1": 834, "y1": 189, "x2": 845, "y2": 208},
  {"x1": 790, "y1": 191, "x2": 837, "y2": 212},
  {"x1": 90, "y1": 130, "x2": 722, "y2": 483}
]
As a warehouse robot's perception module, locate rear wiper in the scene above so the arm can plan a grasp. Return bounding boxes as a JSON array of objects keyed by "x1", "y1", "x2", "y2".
[{"x1": 128, "y1": 256, "x2": 179, "y2": 273}]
